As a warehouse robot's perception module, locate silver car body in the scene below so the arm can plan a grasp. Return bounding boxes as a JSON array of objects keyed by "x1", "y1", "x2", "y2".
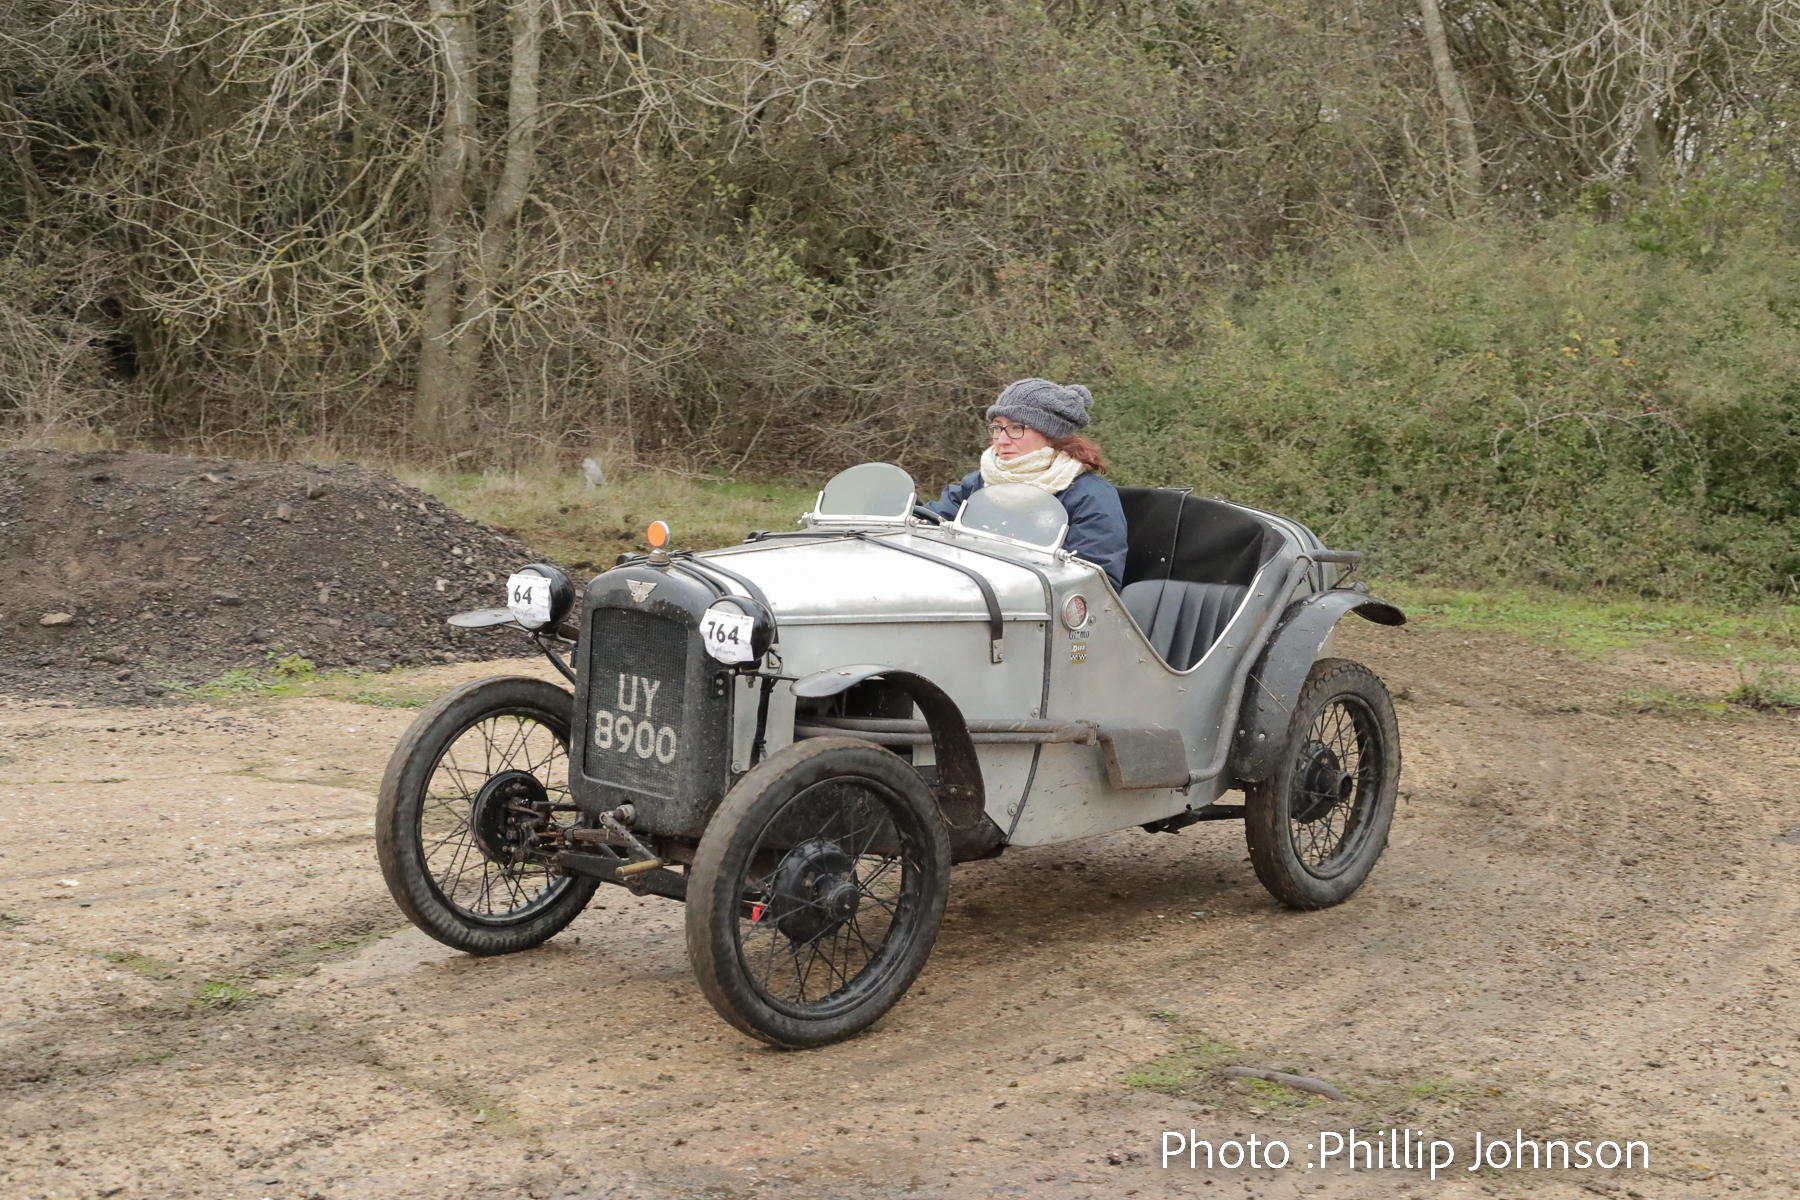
[{"x1": 567, "y1": 465, "x2": 1381, "y2": 856}]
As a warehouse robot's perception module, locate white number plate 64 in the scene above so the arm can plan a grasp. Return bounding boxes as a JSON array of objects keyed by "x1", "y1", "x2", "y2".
[{"x1": 505, "y1": 571, "x2": 551, "y2": 627}]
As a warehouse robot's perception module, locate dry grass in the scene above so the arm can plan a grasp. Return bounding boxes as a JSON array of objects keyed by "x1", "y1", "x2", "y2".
[{"x1": 398, "y1": 464, "x2": 820, "y2": 570}]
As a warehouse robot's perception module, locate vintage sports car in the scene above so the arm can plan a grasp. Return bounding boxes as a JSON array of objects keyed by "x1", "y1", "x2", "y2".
[{"x1": 376, "y1": 464, "x2": 1405, "y2": 1047}]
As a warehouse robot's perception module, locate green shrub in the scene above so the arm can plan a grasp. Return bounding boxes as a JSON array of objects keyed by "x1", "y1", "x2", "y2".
[
  {"x1": 273, "y1": 653, "x2": 317, "y2": 680},
  {"x1": 1100, "y1": 216, "x2": 1800, "y2": 604}
]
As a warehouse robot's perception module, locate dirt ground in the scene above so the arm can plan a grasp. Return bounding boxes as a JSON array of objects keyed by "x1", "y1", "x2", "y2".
[{"x1": 2, "y1": 618, "x2": 1798, "y2": 1200}]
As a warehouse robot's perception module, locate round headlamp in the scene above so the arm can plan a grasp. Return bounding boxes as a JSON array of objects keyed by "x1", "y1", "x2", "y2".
[
  {"x1": 504, "y1": 563, "x2": 576, "y2": 633},
  {"x1": 700, "y1": 596, "x2": 775, "y2": 666}
]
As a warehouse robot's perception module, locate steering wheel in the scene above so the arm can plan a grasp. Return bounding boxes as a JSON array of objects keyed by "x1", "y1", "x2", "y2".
[{"x1": 911, "y1": 505, "x2": 944, "y2": 525}]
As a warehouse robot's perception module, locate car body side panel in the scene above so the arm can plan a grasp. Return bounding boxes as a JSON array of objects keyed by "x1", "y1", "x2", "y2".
[
  {"x1": 770, "y1": 620, "x2": 1051, "y2": 732},
  {"x1": 1004, "y1": 743, "x2": 1200, "y2": 845},
  {"x1": 999, "y1": 516, "x2": 1317, "y2": 843},
  {"x1": 745, "y1": 616, "x2": 1050, "y2": 831},
  {"x1": 686, "y1": 506, "x2": 1326, "y2": 846}
]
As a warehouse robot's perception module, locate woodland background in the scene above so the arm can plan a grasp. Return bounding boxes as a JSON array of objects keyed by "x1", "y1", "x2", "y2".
[{"x1": 4, "y1": 0, "x2": 1800, "y2": 600}]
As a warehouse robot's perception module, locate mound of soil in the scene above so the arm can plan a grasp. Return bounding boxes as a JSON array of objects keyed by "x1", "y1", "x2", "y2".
[{"x1": 0, "y1": 449, "x2": 560, "y2": 702}]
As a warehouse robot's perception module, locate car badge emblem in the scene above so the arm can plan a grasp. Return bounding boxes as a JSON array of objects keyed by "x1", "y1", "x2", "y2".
[{"x1": 626, "y1": 580, "x2": 657, "y2": 604}]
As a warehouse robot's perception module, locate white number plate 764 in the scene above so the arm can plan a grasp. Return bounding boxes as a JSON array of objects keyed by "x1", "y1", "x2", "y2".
[{"x1": 700, "y1": 610, "x2": 756, "y2": 664}]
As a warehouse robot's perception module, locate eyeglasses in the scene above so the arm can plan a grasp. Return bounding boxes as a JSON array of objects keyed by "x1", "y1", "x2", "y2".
[{"x1": 988, "y1": 421, "x2": 1031, "y2": 441}]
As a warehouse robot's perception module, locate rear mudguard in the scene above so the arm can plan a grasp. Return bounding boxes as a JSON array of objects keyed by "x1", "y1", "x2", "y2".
[{"x1": 1228, "y1": 589, "x2": 1404, "y2": 784}]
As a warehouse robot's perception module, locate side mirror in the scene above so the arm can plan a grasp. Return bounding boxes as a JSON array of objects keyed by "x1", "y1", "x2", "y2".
[{"x1": 505, "y1": 563, "x2": 576, "y2": 633}]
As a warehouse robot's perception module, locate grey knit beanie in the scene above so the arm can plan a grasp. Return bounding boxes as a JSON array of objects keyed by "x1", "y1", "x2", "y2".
[{"x1": 985, "y1": 378, "x2": 1094, "y2": 441}]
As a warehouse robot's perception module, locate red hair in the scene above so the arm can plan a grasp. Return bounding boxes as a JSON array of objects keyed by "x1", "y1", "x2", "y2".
[{"x1": 1050, "y1": 433, "x2": 1109, "y2": 475}]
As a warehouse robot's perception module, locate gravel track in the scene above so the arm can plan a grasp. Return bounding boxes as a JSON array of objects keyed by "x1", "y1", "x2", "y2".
[{"x1": 1, "y1": 619, "x2": 1797, "y2": 1200}]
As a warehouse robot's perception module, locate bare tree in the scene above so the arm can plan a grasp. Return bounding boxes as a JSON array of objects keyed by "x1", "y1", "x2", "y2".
[
  {"x1": 5, "y1": 0, "x2": 1800, "y2": 470},
  {"x1": 414, "y1": 4, "x2": 481, "y2": 446},
  {"x1": 1419, "y1": 0, "x2": 1481, "y2": 198},
  {"x1": 1449, "y1": 0, "x2": 1800, "y2": 186}
]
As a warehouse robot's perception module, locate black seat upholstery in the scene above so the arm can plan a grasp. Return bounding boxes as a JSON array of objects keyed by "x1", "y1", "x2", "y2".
[
  {"x1": 1115, "y1": 489, "x2": 1276, "y2": 589},
  {"x1": 1112, "y1": 489, "x2": 1280, "y2": 669},
  {"x1": 1120, "y1": 580, "x2": 1250, "y2": 671}
]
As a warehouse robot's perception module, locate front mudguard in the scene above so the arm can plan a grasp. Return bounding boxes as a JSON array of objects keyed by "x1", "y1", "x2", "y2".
[
  {"x1": 1227, "y1": 589, "x2": 1404, "y2": 784},
  {"x1": 790, "y1": 664, "x2": 1004, "y2": 861}
]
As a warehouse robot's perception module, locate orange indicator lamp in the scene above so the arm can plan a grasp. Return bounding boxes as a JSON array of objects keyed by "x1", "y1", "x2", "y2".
[{"x1": 646, "y1": 520, "x2": 671, "y2": 549}]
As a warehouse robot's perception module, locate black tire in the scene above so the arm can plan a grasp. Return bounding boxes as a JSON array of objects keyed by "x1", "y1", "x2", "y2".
[
  {"x1": 376, "y1": 675, "x2": 599, "y2": 954},
  {"x1": 1245, "y1": 658, "x2": 1400, "y2": 910},
  {"x1": 686, "y1": 737, "x2": 951, "y2": 1049}
]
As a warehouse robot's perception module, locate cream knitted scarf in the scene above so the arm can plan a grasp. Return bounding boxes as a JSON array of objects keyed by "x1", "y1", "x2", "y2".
[{"x1": 979, "y1": 444, "x2": 1087, "y2": 495}]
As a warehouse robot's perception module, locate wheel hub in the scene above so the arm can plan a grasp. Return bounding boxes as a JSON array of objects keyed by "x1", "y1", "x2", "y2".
[
  {"x1": 766, "y1": 838, "x2": 859, "y2": 944},
  {"x1": 1293, "y1": 741, "x2": 1354, "y2": 824},
  {"x1": 471, "y1": 769, "x2": 548, "y2": 866}
]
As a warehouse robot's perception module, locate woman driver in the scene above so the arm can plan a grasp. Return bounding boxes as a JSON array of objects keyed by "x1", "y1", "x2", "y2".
[{"x1": 925, "y1": 378, "x2": 1128, "y2": 591}]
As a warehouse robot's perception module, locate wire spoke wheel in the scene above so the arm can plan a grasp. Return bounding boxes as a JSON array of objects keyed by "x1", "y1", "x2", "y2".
[
  {"x1": 420, "y1": 709, "x2": 580, "y2": 922},
  {"x1": 1246, "y1": 659, "x2": 1400, "y2": 909},
  {"x1": 1284, "y1": 697, "x2": 1379, "y2": 872},
  {"x1": 377, "y1": 676, "x2": 599, "y2": 954},
  {"x1": 688, "y1": 738, "x2": 950, "y2": 1048},
  {"x1": 736, "y1": 784, "x2": 919, "y2": 1015}
]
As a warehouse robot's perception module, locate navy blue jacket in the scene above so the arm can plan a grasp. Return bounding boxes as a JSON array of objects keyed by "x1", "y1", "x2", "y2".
[{"x1": 926, "y1": 470, "x2": 1128, "y2": 592}]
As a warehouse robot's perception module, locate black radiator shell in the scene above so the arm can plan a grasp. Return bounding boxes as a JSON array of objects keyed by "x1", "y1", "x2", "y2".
[{"x1": 570, "y1": 565, "x2": 734, "y2": 837}]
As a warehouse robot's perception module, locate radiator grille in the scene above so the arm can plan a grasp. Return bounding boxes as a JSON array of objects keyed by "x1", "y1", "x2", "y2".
[{"x1": 584, "y1": 608, "x2": 689, "y2": 795}]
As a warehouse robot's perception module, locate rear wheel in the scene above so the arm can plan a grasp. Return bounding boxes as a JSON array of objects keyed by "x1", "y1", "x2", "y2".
[
  {"x1": 1245, "y1": 658, "x2": 1400, "y2": 909},
  {"x1": 376, "y1": 676, "x2": 598, "y2": 954},
  {"x1": 686, "y1": 738, "x2": 951, "y2": 1048}
]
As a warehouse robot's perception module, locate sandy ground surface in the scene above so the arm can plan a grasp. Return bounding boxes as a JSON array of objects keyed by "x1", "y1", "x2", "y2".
[{"x1": 2, "y1": 619, "x2": 1798, "y2": 1200}]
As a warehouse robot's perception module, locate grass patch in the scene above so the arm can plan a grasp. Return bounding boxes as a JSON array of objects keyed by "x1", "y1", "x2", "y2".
[
  {"x1": 402, "y1": 464, "x2": 818, "y2": 572},
  {"x1": 164, "y1": 656, "x2": 443, "y2": 710},
  {"x1": 1245, "y1": 1077, "x2": 1320, "y2": 1109},
  {"x1": 1122, "y1": 1034, "x2": 1240, "y2": 1092},
  {"x1": 261, "y1": 923, "x2": 408, "y2": 976},
  {"x1": 1621, "y1": 687, "x2": 1734, "y2": 716},
  {"x1": 1406, "y1": 1076, "x2": 1476, "y2": 1104},
  {"x1": 273, "y1": 653, "x2": 317, "y2": 680},
  {"x1": 346, "y1": 692, "x2": 428, "y2": 708},
  {"x1": 164, "y1": 668, "x2": 282, "y2": 700},
  {"x1": 0, "y1": 911, "x2": 26, "y2": 927},
  {"x1": 1726, "y1": 663, "x2": 1800, "y2": 711},
  {"x1": 1376, "y1": 579, "x2": 1800, "y2": 659},
  {"x1": 283, "y1": 662, "x2": 448, "y2": 709},
  {"x1": 1124, "y1": 1034, "x2": 1341, "y2": 1112},
  {"x1": 106, "y1": 950, "x2": 175, "y2": 979},
  {"x1": 193, "y1": 979, "x2": 255, "y2": 1007},
  {"x1": 162, "y1": 652, "x2": 320, "y2": 701}
]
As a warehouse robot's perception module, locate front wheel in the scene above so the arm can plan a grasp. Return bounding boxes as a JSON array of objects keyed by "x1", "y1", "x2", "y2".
[
  {"x1": 1244, "y1": 658, "x2": 1400, "y2": 909},
  {"x1": 686, "y1": 738, "x2": 951, "y2": 1048},
  {"x1": 376, "y1": 675, "x2": 598, "y2": 954}
]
